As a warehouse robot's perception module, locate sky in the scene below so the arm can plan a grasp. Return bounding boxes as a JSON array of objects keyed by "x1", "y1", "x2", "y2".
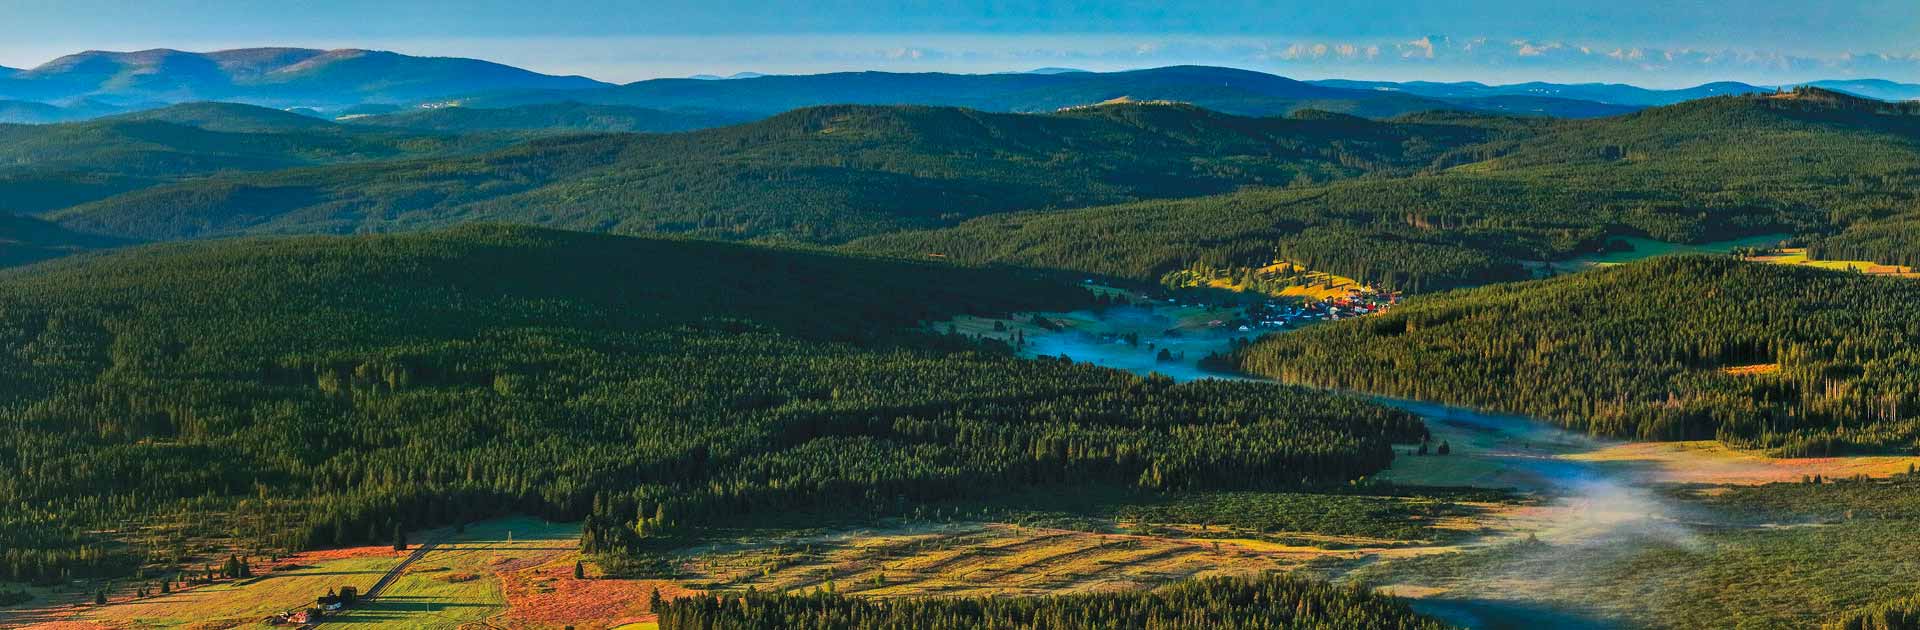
[{"x1": 2, "y1": 0, "x2": 1919, "y2": 87}]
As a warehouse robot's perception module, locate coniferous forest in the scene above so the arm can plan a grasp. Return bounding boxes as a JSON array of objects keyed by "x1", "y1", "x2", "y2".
[
  {"x1": 656, "y1": 573, "x2": 1453, "y2": 630},
  {"x1": 10, "y1": 33, "x2": 1920, "y2": 629},
  {"x1": 1229, "y1": 256, "x2": 1920, "y2": 455},
  {"x1": 0, "y1": 225, "x2": 1423, "y2": 585}
]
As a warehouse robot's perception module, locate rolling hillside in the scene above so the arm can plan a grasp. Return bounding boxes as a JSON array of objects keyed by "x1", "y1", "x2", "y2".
[
  {"x1": 45, "y1": 102, "x2": 1497, "y2": 243},
  {"x1": 342, "y1": 102, "x2": 758, "y2": 133},
  {"x1": 0, "y1": 214, "x2": 131, "y2": 267},
  {"x1": 0, "y1": 102, "x2": 508, "y2": 215},
  {"x1": 1227, "y1": 256, "x2": 1920, "y2": 456},
  {"x1": 0, "y1": 224, "x2": 1423, "y2": 586},
  {"x1": 852, "y1": 88, "x2": 1920, "y2": 291}
]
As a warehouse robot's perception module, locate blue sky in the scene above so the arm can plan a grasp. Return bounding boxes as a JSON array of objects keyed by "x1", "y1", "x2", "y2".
[{"x1": 2, "y1": 0, "x2": 1918, "y2": 87}]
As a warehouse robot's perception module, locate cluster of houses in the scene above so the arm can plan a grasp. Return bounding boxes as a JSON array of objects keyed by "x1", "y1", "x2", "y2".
[{"x1": 1234, "y1": 290, "x2": 1397, "y2": 332}]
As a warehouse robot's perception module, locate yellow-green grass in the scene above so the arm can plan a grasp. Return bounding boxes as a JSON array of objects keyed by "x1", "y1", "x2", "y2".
[
  {"x1": 13, "y1": 518, "x2": 633, "y2": 630},
  {"x1": 323, "y1": 517, "x2": 586, "y2": 629},
  {"x1": 1176, "y1": 261, "x2": 1371, "y2": 301},
  {"x1": 73, "y1": 552, "x2": 404, "y2": 629},
  {"x1": 1568, "y1": 440, "x2": 1920, "y2": 485},
  {"x1": 682, "y1": 523, "x2": 1294, "y2": 600},
  {"x1": 1747, "y1": 248, "x2": 1917, "y2": 276}
]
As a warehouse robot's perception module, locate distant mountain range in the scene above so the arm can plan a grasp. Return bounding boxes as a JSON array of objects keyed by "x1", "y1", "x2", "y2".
[
  {"x1": 1308, "y1": 78, "x2": 1920, "y2": 106},
  {"x1": 463, "y1": 65, "x2": 1638, "y2": 119},
  {"x1": 1307, "y1": 79, "x2": 1773, "y2": 106},
  {"x1": 1799, "y1": 79, "x2": 1920, "y2": 102},
  {"x1": 0, "y1": 48, "x2": 609, "y2": 107},
  {"x1": 1, "y1": 47, "x2": 1917, "y2": 128}
]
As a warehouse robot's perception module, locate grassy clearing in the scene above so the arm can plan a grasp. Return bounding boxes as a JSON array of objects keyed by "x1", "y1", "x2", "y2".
[
  {"x1": 0, "y1": 547, "x2": 408, "y2": 629},
  {"x1": 7, "y1": 517, "x2": 683, "y2": 630},
  {"x1": 323, "y1": 516, "x2": 684, "y2": 630},
  {"x1": 1163, "y1": 260, "x2": 1373, "y2": 300},
  {"x1": 679, "y1": 523, "x2": 1290, "y2": 600},
  {"x1": 1746, "y1": 248, "x2": 1917, "y2": 277},
  {"x1": 1719, "y1": 363, "x2": 1780, "y2": 376},
  {"x1": 1568, "y1": 441, "x2": 1920, "y2": 485}
]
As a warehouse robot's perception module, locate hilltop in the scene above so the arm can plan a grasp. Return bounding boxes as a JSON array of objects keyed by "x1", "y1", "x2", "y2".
[
  {"x1": 0, "y1": 47, "x2": 609, "y2": 107},
  {"x1": 465, "y1": 65, "x2": 1458, "y2": 118}
]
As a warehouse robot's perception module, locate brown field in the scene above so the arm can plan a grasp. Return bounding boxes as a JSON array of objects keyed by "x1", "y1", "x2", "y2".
[{"x1": 680, "y1": 523, "x2": 1294, "y2": 598}]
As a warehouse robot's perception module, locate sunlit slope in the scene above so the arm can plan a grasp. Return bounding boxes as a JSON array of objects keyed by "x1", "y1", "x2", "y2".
[{"x1": 1230, "y1": 255, "x2": 1920, "y2": 455}]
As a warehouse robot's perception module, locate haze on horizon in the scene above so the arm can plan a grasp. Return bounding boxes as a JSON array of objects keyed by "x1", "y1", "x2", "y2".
[{"x1": 2, "y1": 0, "x2": 1918, "y2": 89}]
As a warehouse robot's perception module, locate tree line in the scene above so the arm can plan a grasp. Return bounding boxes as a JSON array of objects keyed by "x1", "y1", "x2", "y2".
[{"x1": 656, "y1": 573, "x2": 1455, "y2": 630}]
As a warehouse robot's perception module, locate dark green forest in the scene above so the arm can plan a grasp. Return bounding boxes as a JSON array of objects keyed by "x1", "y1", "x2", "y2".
[
  {"x1": 0, "y1": 225, "x2": 1423, "y2": 584},
  {"x1": 343, "y1": 102, "x2": 759, "y2": 134},
  {"x1": 14, "y1": 89, "x2": 1920, "y2": 290},
  {"x1": 656, "y1": 573, "x2": 1454, "y2": 630},
  {"x1": 854, "y1": 89, "x2": 1920, "y2": 292},
  {"x1": 44, "y1": 102, "x2": 1493, "y2": 243},
  {"x1": 0, "y1": 214, "x2": 131, "y2": 267},
  {"x1": 0, "y1": 102, "x2": 506, "y2": 215},
  {"x1": 1227, "y1": 256, "x2": 1920, "y2": 455}
]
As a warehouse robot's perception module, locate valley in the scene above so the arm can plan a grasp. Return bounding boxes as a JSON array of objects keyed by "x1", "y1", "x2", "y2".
[{"x1": 7, "y1": 21, "x2": 1920, "y2": 628}]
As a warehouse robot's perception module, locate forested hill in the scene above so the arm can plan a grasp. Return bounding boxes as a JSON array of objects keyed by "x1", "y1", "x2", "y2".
[
  {"x1": 852, "y1": 89, "x2": 1920, "y2": 292},
  {"x1": 0, "y1": 224, "x2": 1425, "y2": 583},
  {"x1": 45, "y1": 102, "x2": 1495, "y2": 243},
  {"x1": 0, "y1": 102, "x2": 506, "y2": 215},
  {"x1": 1226, "y1": 256, "x2": 1920, "y2": 456},
  {"x1": 465, "y1": 65, "x2": 1460, "y2": 118},
  {"x1": 341, "y1": 102, "x2": 759, "y2": 134},
  {"x1": 98, "y1": 101, "x2": 341, "y2": 132}
]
